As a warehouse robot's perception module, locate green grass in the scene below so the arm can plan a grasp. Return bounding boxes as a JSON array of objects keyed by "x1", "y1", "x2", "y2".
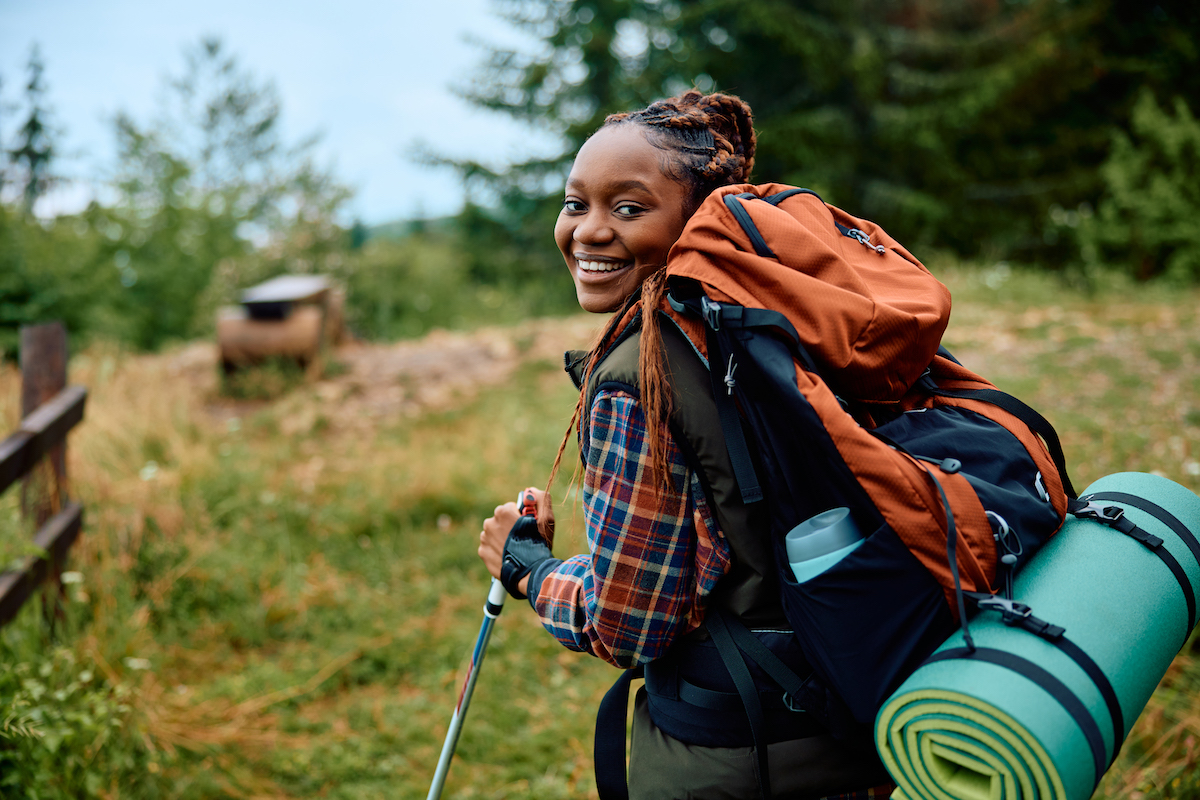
[
  {"x1": 1, "y1": 332, "x2": 610, "y2": 798},
  {"x1": 0, "y1": 265, "x2": 1198, "y2": 798}
]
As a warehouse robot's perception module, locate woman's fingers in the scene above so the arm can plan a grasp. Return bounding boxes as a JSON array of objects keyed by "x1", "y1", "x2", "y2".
[
  {"x1": 477, "y1": 487, "x2": 557, "y2": 577},
  {"x1": 478, "y1": 501, "x2": 519, "y2": 578}
]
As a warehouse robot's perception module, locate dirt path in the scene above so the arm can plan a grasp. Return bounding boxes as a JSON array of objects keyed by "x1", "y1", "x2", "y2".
[
  {"x1": 173, "y1": 314, "x2": 606, "y2": 433},
  {"x1": 314, "y1": 314, "x2": 604, "y2": 428}
]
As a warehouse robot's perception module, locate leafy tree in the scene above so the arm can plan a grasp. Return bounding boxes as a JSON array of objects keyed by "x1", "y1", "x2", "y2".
[
  {"x1": 0, "y1": 49, "x2": 105, "y2": 360},
  {"x1": 0, "y1": 205, "x2": 105, "y2": 361},
  {"x1": 7, "y1": 44, "x2": 58, "y2": 214},
  {"x1": 113, "y1": 37, "x2": 349, "y2": 250},
  {"x1": 100, "y1": 37, "x2": 351, "y2": 348},
  {"x1": 1076, "y1": 91, "x2": 1200, "y2": 282},
  {"x1": 458, "y1": 0, "x2": 1200, "y2": 266}
]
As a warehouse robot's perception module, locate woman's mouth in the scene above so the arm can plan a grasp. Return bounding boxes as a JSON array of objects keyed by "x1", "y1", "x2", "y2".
[{"x1": 576, "y1": 259, "x2": 631, "y2": 273}]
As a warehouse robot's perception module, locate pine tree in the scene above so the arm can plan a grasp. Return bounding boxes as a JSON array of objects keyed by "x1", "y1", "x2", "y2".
[
  {"x1": 7, "y1": 45, "x2": 57, "y2": 214},
  {"x1": 458, "y1": 0, "x2": 1200, "y2": 264}
]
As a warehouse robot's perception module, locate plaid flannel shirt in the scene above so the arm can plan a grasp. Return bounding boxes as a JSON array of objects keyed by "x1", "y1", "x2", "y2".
[{"x1": 532, "y1": 389, "x2": 732, "y2": 668}]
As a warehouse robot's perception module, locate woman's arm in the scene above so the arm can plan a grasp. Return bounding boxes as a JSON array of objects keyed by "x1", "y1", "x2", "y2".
[{"x1": 531, "y1": 389, "x2": 730, "y2": 668}]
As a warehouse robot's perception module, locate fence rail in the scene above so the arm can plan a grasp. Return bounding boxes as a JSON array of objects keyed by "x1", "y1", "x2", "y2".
[
  {"x1": 0, "y1": 323, "x2": 87, "y2": 629},
  {"x1": 0, "y1": 385, "x2": 86, "y2": 495}
]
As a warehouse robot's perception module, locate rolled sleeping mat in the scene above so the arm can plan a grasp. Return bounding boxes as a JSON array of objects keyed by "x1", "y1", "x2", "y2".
[{"x1": 875, "y1": 472, "x2": 1200, "y2": 800}]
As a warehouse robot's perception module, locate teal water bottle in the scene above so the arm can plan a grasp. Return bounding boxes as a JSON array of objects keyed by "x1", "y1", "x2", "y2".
[{"x1": 785, "y1": 507, "x2": 865, "y2": 583}]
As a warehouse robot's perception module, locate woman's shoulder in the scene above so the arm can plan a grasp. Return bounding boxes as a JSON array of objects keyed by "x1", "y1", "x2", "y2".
[{"x1": 591, "y1": 332, "x2": 641, "y2": 392}]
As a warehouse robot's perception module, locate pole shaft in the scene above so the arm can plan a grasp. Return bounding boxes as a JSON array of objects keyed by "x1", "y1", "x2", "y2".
[{"x1": 427, "y1": 578, "x2": 507, "y2": 800}]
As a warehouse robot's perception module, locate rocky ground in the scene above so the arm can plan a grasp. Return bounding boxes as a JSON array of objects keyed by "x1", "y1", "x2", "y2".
[{"x1": 160, "y1": 314, "x2": 606, "y2": 436}]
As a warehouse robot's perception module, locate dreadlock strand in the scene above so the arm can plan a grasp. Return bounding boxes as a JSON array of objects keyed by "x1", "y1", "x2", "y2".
[
  {"x1": 637, "y1": 268, "x2": 674, "y2": 495},
  {"x1": 547, "y1": 291, "x2": 641, "y2": 494},
  {"x1": 547, "y1": 390, "x2": 586, "y2": 495}
]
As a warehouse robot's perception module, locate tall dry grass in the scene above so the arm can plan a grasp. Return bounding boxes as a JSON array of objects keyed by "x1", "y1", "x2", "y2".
[{"x1": 0, "y1": 265, "x2": 1197, "y2": 798}]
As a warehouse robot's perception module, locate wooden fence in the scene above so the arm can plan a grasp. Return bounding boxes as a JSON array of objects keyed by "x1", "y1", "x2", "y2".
[{"x1": 0, "y1": 322, "x2": 87, "y2": 627}]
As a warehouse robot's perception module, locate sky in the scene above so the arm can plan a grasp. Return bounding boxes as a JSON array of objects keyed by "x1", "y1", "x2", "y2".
[{"x1": 0, "y1": 0, "x2": 562, "y2": 224}]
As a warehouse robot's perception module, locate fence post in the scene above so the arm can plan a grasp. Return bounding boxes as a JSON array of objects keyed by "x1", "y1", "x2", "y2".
[{"x1": 20, "y1": 322, "x2": 69, "y2": 622}]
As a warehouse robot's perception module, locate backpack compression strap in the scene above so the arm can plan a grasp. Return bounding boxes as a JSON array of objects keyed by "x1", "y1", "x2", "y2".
[
  {"x1": 721, "y1": 189, "x2": 821, "y2": 258},
  {"x1": 867, "y1": 428, "x2": 977, "y2": 651},
  {"x1": 705, "y1": 607, "x2": 821, "y2": 800},
  {"x1": 706, "y1": 610, "x2": 773, "y2": 800},
  {"x1": 1070, "y1": 494, "x2": 1200, "y2": 645},
  {"x1": 922, "y1": 646, "x2": 1109, "y2": 791},
  {"x1": 963, "y1": 591, "x2": 1125, "y2": 769}
]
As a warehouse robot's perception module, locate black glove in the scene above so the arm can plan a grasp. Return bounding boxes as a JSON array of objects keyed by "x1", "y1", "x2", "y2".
[{"x1": 500, "y1": 514, "x2": 552, "y2": 600}]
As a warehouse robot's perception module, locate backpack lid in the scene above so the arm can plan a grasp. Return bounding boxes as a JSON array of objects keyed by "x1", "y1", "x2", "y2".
[{"x1": 664, "y1": 183, "x2": 952, "y2": 401}]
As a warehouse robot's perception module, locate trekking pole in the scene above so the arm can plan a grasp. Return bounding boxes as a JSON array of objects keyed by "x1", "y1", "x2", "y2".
[{"x1": 427, "y1": 488, "x2": 537, "y2": 800}]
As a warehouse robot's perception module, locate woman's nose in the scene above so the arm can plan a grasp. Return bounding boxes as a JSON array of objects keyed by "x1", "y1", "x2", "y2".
[{"x1": 573, "y1": 210, "x2": 614, "y2": 245}]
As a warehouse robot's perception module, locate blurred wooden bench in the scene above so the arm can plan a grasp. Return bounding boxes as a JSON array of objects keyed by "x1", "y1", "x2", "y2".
[{"x1": 216, "y1": 275, "x2": 345, "y2": 375}]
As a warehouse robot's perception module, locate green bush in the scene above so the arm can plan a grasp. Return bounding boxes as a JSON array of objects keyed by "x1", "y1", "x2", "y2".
[
  {"x1": 339, "y1": 230, "x2": 578, "y2": 341},
  {"x1": 0, "y1": 206, "x2": 106, "y2": 361},
  {"x1": 218, "y1": 356, "x2": 312, "y2": 400},
  {"x1": 1076, "y1": 90, "x2": 1200, "y2": 282},
  {"x1": 0, "y1": 646, "x2": 162, "y2": 799}
]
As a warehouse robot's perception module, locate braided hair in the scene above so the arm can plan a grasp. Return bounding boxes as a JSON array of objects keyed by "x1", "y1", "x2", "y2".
[
  {"x1": 548, "y1": 90, "x2": 758, "y2": 498},
  {"x1": 603, "y1": 90, "x2": 756, "y2": 215}
]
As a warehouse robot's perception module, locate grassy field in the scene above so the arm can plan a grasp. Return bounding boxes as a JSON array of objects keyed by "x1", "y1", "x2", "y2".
[{"x1": 1, "y1": 264, "x2": 1198, "y2": 799}]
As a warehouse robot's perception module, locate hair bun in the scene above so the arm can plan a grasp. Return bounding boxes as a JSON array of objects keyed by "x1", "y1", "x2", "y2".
[
  {"x1": 601, "y1": 88, "x2": 757, "y2": 205},
  {"x1": 678, "y1": 90, "x2": 756, "y2": 183}
]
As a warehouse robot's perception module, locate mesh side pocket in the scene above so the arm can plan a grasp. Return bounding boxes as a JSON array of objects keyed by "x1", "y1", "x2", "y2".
[{"x1": 776, "y1": 523, "x2": 956, "y2": 724}]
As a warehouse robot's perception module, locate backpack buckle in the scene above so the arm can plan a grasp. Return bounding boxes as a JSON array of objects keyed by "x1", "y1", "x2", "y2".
[
  {"x1": 1072, "y1": 499, "x2": 1125, "y2": 524},
  {"x1": 782, "y1": 692, "x2": 808, "y2": 713},
  {"x1": 700, "y1": 296, "x2": 723, "y2": 330},
  {"x1": 975, "y1": 595, "x2": 1033, "y2": 624}
]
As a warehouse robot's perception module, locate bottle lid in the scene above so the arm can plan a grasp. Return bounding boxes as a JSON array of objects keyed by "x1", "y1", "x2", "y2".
[{"x1": 785, "y1": 507, "x2": 863, "y2": 562}]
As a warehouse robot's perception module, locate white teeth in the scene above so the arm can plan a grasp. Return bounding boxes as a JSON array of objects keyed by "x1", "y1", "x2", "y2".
[{"x1": 577, "y1": 260, "x2": 627, "y2": 273}]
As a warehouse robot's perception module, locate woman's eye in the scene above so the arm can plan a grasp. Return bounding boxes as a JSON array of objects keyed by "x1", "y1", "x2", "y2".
[
  {"x1": 614, "y1": 203, "x2": 644, "y2": 218},
  {"x1": 563, "y1": 199, "x2": 585, "y2": 213}
]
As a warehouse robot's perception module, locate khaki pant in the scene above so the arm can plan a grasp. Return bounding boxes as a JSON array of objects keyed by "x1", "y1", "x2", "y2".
[{"x1": 626, "y1": 688, "x2": 894, "y2": 800}]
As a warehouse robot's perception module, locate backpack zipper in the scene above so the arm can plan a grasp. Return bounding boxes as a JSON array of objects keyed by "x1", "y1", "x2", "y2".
[
  {"x1": 846, "y1": 227, "x2": 887, "y2": 254},
  {"x1": 724, "y1": 355, "x2": 738, "y2": 395}
]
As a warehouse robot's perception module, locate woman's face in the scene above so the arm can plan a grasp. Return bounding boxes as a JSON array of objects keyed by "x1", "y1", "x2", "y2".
[{"x1": 554, "y1": 125, "x2": 693, "y2": 313}]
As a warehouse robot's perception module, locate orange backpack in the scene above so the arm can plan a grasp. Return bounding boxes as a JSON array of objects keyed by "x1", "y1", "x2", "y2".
[{"x1": 658, "y1": 184, "x2": 1074, "y2": 724}]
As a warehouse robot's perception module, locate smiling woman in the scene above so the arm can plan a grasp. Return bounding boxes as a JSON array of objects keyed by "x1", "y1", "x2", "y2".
[{"x1": 477, "y1": 90, "x2": 896, "y2": 800}]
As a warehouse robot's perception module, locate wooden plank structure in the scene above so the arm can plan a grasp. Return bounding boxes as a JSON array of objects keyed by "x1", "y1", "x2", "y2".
[
  {"x1": 217, "y1": 274, "x2": 345, "y2": 374},
  {"x1": 0, "y1": 323, "x2": 87, "y2": 628}
]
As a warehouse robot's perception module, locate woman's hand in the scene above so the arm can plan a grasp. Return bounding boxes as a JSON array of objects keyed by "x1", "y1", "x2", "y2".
[{"x1": 479, "y1": 488, "x2": 555, "y2": 596}]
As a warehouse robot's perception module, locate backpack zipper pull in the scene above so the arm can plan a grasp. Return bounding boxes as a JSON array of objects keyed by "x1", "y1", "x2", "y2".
[
  {"x1": 848, "y1": 228, "x2": 887, "y2": 254},
  {"x1": 724, "y1": 355, "x2": 738, "y2": 395},
  {"x1": 988, "y1": 511, "x2": 1021, "y2": 600}
]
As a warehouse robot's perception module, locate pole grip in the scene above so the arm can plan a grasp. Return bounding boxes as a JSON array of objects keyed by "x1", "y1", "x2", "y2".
[{"x1": 485, "y1": 577, "x2": 506, "y2": 617}]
